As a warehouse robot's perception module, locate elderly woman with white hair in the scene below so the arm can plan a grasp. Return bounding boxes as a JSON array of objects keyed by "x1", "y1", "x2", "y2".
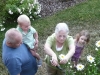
[{"x1": 44, "y1": 23, "x2": 75, "y2": 75}]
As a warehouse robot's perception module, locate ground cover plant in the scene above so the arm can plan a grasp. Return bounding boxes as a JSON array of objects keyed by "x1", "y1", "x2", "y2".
[{"x1": 0, "y1": 0, "x2": 100, "y2": 75}]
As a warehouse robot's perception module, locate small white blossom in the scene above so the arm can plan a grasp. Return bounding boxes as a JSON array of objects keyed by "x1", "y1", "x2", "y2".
[
  {"x1": 76, "y1": 64, "x2": 84, "y2": 71},
  {"x1": 87, "y1": 55, "x2": 95, "y2": 63},
  {"x1": 59, "y1": 54, "x2": 65, "y2": 60},
  {"x1": 29, "y1": 12, "x2": 32, "y2": 14},
  {"x1": 95, "y1": 47, "x2": 98, "y2": 51},
  {"x1": 8, "y1": 9, "x2": 13, "y2": 14},
  {"x1": 32, "y1": 19, "x2": 34, "y2": 21},
  {"x1": 20, "y1": 0, "x2": 24, "y2": 3},
  {"x1": 34, "y1": 0, "x2": 38, "y2": 4},
  {"x1": 68, "y1": 62, "x2": 70, "y2": 65},
  {"x1": 70, "y1": 66, "x2": 72, "y2": 68},
  {"x1": 38, "y1": 15, "x2": 41, "y2": 17},
  {"x1": 17, "y1": 8, "x2": 21, "y2": 13},
  {"x1": 95, "y1": 40, "x2": 100, "y2": 47},
  {"x1": 36, "y1": 4, "x2": 41, "y2": 14},
  {"x1": 34, "y1": 12, "x2": 38, "y2": 15},
  {"x1": 3, "y1": 21, "x2": 5, "y2": 23},
  {"x1": 94, "y1": 64, "x2": 96, "y2": 66},
  {"x1": 0, "y1": 24, "x2": 3, "y2": 26},
  {"x1": 30, "y1": 16, "x2": 32, "y2": 18},
  {"x1": 1, "y1": 28, "x2": 5, "y2": 31},
  {"x1": 32, "y1": 6, "x2": 34, "y2": 9}
]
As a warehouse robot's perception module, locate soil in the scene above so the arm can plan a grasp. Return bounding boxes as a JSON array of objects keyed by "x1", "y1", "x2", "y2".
[
  {"x1": 38, "y1": 0, "x2": 87, "y2": 17},
  {"x1": 36, "y1": 0, "x2": 87, "y2": 75}
]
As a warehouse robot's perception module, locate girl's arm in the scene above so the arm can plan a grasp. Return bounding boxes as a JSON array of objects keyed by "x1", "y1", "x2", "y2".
[{"x1": 79, "y1": 48, "x2": 84, "y2": 58}]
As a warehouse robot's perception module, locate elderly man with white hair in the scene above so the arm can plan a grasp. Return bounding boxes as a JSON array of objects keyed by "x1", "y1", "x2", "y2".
[
  {"x1": 2, "y1": 28, "x2": 38, "y2": 75},
  {"x1": 44, "y1": 23, "x2": 75, "y2": 75}
]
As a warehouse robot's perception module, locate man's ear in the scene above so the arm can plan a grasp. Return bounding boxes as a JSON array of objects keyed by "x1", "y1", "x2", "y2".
[{"x1": 7, "y1": 41, "x2": 12, "y2": 45}]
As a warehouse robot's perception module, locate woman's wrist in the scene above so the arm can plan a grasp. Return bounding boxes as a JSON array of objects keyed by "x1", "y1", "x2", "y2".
[{"x1": 52, "y1": 54, "x2": 56, "y2": 58}]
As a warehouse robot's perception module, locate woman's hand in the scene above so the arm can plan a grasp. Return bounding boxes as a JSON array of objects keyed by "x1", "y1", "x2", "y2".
[{"x1": 50, "y1": 55, "x2": 58, "y2": 66}]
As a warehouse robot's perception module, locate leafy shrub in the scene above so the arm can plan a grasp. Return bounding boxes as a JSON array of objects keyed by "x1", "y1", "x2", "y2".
[
  {"x1": 0, "y1": 0, "x2": 6, "y2": 22},
  {"x1": 2, "y1": 0, "x2": 41, "y2": 23}
]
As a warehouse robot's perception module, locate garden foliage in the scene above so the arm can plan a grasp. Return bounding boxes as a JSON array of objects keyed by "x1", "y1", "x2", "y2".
[{"x1": 2, "y1": 0, "x2": 41, "y2": 23}]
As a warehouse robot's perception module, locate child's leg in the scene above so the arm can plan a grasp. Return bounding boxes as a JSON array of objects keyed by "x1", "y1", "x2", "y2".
[
  {"x1": 30, "y1": 49, "x2": 42, "y2": 66},
  {"x1": 71, "y1": 57, "x2": 78, "y2": 68},
  {"x1": 30, "y1": 50, "x2": 41, "y2": 60},
  {"x1": 74, "y1": 61, "x2": 77, "y2": 67}
]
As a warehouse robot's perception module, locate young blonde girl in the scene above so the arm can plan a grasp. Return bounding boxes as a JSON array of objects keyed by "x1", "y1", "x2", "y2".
[{"x1": 71, "y1": 30, "x2": 90, "y2": 67}]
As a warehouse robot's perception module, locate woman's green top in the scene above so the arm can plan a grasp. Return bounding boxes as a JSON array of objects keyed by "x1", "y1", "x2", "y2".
[{"x1": 45, "y1": 33, "x2": 74, "y2": 69}]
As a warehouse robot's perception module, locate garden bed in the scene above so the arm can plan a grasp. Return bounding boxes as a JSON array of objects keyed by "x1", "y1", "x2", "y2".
[{"x1": 38, "y1": 0, "x2": 87, "y2": 17}]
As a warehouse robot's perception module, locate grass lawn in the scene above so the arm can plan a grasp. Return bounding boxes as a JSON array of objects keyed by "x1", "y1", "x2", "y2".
[{"x1": 0, "y1": 0, "x2": 100, "y2": 75}]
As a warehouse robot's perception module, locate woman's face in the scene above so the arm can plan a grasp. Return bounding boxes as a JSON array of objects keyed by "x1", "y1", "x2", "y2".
[{"x1": 56, "y1": 30, "x2": 67, "y2": 43}]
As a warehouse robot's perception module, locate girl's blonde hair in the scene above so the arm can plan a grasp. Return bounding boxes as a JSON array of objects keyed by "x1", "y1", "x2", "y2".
[{"x1": 75, "y1": 30, "x2": 90, "y2": 43}]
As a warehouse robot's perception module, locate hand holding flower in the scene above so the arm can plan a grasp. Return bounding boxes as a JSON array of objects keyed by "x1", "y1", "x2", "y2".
[{"x1": 59, "y1": 54, "x2": 68, "y2": 64}]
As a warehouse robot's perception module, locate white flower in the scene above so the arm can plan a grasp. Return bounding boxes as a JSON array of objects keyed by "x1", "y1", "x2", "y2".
[
  {"x1": 38, "y1": 15, "x2": 41, "y2": 17},
  {"x1": 20, "y1": 0, "x2": 24, "y2": 3},
  {"x1": 34, "y1": 0, "x2": 38, "y2": 4},
  {"x1": 87, "y1": 55, "x2": 95, "y2": 63},
  {"x1": 3, "y1": 21, "x2": 5, "y2": 23},
  {"x1": 36, "y1": 4, "x2": 41, "y2": 14},
  {"x1": 0, "y1": 24, "x2": 3, "y2": 26},
  {"x1": 32, "y1": 19, "x2": 34, "y2": 21},
  {"x1": 94, "y1": 64, "x2": 96, "y2": 66},
  {"x1": 68, "y1": 62, "x2": 71, "y2": 65},
  {"x1": 95, "y1": 40, "x2": 100, "y2": 47},
  {"x1": 8, "y1": 9, "x2": 13, "y2": 14},
  {"x1": 30, "y1": 16, "x2": 32, "y2": 18},
  {"x1": 17, "y1": 8, "x2": 21, "y2": 13},
  {"x1": 76, "y1": 64, "x2": 84, "y2": 71},
  {"x1": 29, "y1": 3, "x2": 31, "y2": 7},
  {"x1": 29, "y1": 11, "x2": 32, "y2": 14},
  {"x1": 95, "y1": 47, "x2": 98, "y2": 51},
  {"x1": 34, "y1": 12, "x2": 38, "y2": 15},
  {"x1": 70, "y1": 66, "x2": 72, "y2": 68},
  {"x1": 59, "y1": 54, "x2": 65, "y2": 60},
  {"x1": 1, "y1": 28, "x2": 5, "y2": 31}
]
